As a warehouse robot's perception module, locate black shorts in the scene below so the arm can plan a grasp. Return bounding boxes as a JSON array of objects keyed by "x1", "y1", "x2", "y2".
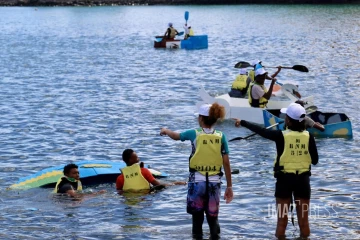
[{"x1": 275, "y1": 173, "x2": 311, "y2": 199}]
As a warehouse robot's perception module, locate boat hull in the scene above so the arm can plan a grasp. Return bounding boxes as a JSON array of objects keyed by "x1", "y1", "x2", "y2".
[
  {"x1": 154, "y1": 35, "x2": 208, "y2": 49},
  {"x1": 197, "y1": 86, "x2": 314, "y2": 125},
  {"x1": 9, "y1": 160, "x2": 168, "y2": 190},
  {"x1": 263, "y1": 109, "x2": 353, "y2": 138}
]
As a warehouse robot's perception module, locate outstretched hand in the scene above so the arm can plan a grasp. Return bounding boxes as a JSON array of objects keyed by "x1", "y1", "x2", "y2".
[
  {"x1": 232, "y1": 118, "x2": 241, "y2": 128},
  {"x1": 160, "y1": 128, "x2": 167, "y2": 136}
]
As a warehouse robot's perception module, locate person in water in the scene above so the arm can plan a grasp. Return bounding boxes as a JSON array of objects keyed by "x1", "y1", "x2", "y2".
[
  {"x1": 116, "y1": 149, "x2": 185, "y2": 191},
  {"x1": 248, "y1": 64, "x2": 282, "y2": 108},
  {"x1": 228, "y1": 68, "x2": 252, "y2": 98},
  {"x1": 54, "y1": 163, "x2": 106, "y2": 197},
  {"x1": 234, "y1": 103, "x2": 318, "y2": 239},
  {"x1": 160, "y1": 103, "x2": 233, "y2": 240},
  {"x1": 164, "y1": 22, "x2": 178, "y2": 40}
]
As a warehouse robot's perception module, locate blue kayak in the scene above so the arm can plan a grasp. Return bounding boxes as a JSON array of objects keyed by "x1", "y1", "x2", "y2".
[
  {"x1": 9, "y1": 160, "x2": 168, "y2": 190},
  {"x1": 154, "y1": 35, "x2": 208, "y2": 50},
  {"x1": 263, "y1": 109, "x2": 353, "y2": 138}
]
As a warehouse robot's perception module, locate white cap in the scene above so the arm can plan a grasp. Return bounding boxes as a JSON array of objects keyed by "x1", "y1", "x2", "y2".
[
  {"x1": 251, "y1": 60, "x2": 261, "y2": 66},
  {"x1": 255, "y1": 67, "x2": 268, "y2": 76},
  {"x1": 239, "y1": 68, "x2": 248, "y2": 75},
  {"x1": 281, "y1": 103, "x2": 306, "y2": 122},
  {"x1": 196, "y1": 104, "x2": 211, "y2": 117}
]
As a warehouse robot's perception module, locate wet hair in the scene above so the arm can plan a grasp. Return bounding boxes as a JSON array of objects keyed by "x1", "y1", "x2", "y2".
[
  {"x1": 286, "y1": 115, "x2": 306, "y2": 132},
  {"x1": 122, "y1": 149, "x2": 134, "y2": 164},
  {"x1": 202, "y1": 103, "x2": 225, "y2": 126},
  {"x1": 63, "y1": 163, "x2": 78, "y2": 175}
]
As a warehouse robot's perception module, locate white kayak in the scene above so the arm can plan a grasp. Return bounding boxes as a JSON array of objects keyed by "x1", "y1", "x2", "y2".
[{"x1": 196, "y1": 85, "x2": 315, "y2": 125}]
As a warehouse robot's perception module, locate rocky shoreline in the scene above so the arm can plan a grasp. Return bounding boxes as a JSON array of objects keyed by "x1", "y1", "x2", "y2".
[{"x1": 0, "y1": 0, "x2": 359, "y2": 6}]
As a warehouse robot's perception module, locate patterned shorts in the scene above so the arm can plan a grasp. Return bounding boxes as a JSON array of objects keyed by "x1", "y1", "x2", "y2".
[{"x1": 187, "y1": 181, "x2": 221, "y2": 217}]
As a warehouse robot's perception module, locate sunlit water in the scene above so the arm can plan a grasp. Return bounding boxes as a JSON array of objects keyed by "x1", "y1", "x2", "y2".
[{"x1": 0, "y1": 5, "x2": 359, "y2": 240}]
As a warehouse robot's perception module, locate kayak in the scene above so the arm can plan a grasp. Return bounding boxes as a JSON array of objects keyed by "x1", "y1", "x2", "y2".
[
  {"x1": 197, "y1": 86, "x2": 315, "y2": 125},
  {"x1": 9, "y1": 160, "x2": 168, "y2": 190},
  {"x1": 263, "y1": 109, "x2": 353, "y2": 138},
  {"x1": 154, "y1": 35, "x2": 208, "y2": 50}
]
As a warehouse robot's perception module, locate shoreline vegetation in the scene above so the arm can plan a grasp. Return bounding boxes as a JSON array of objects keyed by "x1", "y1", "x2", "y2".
[{"x1": 1, "y1": 0, "x2": 359, "y2": 6}]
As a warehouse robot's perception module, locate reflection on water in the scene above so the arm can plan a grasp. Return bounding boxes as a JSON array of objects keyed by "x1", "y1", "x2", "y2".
[{"x1": 0, "y1": 5, "x2": 359, "y2": 240}]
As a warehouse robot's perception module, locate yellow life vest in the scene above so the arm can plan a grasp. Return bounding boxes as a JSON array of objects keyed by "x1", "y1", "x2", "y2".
[
  {"x1": 54, "y1": 176, "x2": 83, "y2": 193},
  {"x1": 121, "y1": 164, "x2": 150, "y2": 191},
  {"x1": 274, "y1": 130, "x2": 312, "y2": 174},
  {"x1": 248, "y1": 70, "x2": 255, "y2": 82},
  {"x1": 231, "y1": 74, "x2": 248, "y2": 90},
  {"x1": 169, "y1": 27, "x2": 177, "y2": 38},
  {"x1": 248, "y1": 82, "x2": 268, "y2": 108},
  {"x1": 189, "y1": 29, "x2": 194, "y2": 36},
  {"x1": 189, "y1": 128, "x2": 223, "y2": 176}
]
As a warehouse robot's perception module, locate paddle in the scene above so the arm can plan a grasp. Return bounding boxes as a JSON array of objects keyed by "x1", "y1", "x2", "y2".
[
  {"x1": 155, "y1": 31, "x2": 184, "y2": 43},
  {"x1": 234, "y1": 61, "x2": 309, "y2": 72},
  {"x1": 185, "y1": 11, "x2": 189, "y2": 24},
  {"x1": 266, "y1": 65, "x2": 309, "y2": 72},
  {"x1": 234, "y1": 61, "x2": 252, "y2": 69},
  {"x1": 229, "y1": 122, "x2": 283, "y2": 142}
]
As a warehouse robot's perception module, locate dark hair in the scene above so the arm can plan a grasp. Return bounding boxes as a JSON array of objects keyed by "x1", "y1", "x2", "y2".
[
  {"x1": 295, "y1": 100, "x2": 305, "y2": 107},
  {"x1": 286, "y1": 115, "x2": 306, "y2": 132},
  {"x1": 122, "y1": 149, "x2": 134, "y2": 164},
  {"x1": 254, "y1": 74, "x2": 267, "y2": 82},
  {"x1": 63, "y1": 163, "x2": 78, "y2": 175},
  {"x1": 202, "y1": 103, "x2": 225, "y2": 126}
]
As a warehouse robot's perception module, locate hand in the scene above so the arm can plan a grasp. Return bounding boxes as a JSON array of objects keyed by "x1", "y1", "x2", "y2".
[
  {"x1": 277, "y1": 66, "x2": 282, "y2": 71},
  {"x1": 172, "y1": 181, "x2": 187, "y2": 185},
  {"x1": 224, "y1": 187, "x2": 233, "y2": 204},
  {"x1": 160, "y1": 128, "x2": 167, "y2": 136},
  {"x1": 96, "y1": 190, "x2": 107, "y2": 195},
  {"x1": 232, "y1": 118, "x2": 241, "y2": 127},
  {"x1": 272, "y1": 77, "x2": 277, "y2": 82}
]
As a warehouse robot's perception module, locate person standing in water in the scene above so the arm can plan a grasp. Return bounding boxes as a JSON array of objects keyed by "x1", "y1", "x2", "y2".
[
  {"x1": 234, "y1": 103, "x2": 318, "y2": 239},
  {"x1": 160, "y1": 103, "x2": 233, "y2": 240}
]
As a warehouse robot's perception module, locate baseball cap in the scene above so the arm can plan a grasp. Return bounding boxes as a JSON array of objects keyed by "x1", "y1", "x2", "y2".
[
  {"x1": 251, "y1": 60, "x2": 261, "y2": 66},
  {"x1": 280, "y1": 103, "x2": 306, "y2": 122},
  {"x1": 255, "y1": 67, "x2": 268, "y2": 76},
  {"x1": 195, "y1": 104, "x2": 211, "y2": 117}
]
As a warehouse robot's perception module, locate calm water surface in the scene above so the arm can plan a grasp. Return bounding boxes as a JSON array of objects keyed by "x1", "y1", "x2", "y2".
[{"x1": 0, "y1": 5, "x2": 359, "y2": 240}]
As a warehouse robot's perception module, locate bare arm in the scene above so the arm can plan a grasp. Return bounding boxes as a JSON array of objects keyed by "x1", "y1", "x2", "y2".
[
  {"x1": 222, "y1": 154, "x2": 233, "y2": 204},
  {"x1": 151, "y1": 179, "x2": 186, "y2": 187},
  {"x1": 270, "y1": 66, "x2": 282, "y2": 79},
  {"x1": 160, "y1": 128, "x2": 180, "y2": 140},
  {"x1": 313, "y1": 122, "x2": 325, "y2": 132},
  {"x1": 66, "y1": 189, "x2": 77, "y2": 198},
  {"x1": 262, "y1": 79, "x2": 277, "y2": 100},
  {"x1": 67, "y1": 189, "x2": 106, "y2": 198}
]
